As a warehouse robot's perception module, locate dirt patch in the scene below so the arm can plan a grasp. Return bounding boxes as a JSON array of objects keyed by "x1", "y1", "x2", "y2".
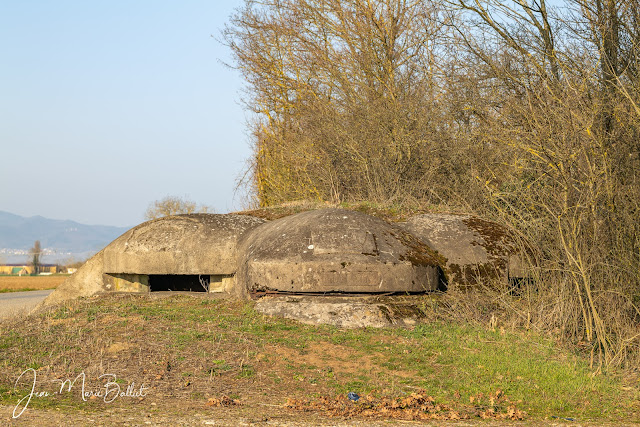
[
  {"x1": 266, "y1": 341, "x2": 390, "y2": 378},
  {"x1": 2, "y1": 403, "x2": 485, "y2": 426},
  {"x1": 106, "y1": 342, "x2": 131, "y2": 354}
]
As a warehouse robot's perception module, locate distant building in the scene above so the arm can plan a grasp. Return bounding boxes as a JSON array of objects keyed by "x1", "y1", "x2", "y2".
[
  {"x1": 11, "y1": 267, "x2": 29, "y2": 276},
  {"x1": 0, "y1": 264, "x2": 58, "y2": 275}
]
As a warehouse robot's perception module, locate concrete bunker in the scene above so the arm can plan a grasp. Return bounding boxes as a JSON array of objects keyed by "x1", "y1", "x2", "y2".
[
  {"x1": 41, "y1": 208, "x2": 532, "y2": 327},
  {"x1": 236, "y1": 208, "x2": 447, "y2": 327},
  {"x1": 398, "y1": 213, "x2": 530, "y2": 288},
  {"x1": 101, "y1": 213, "x2": 266, "y2": 294},
  {"x1": 236, "y1": 208, "x2": 446, "y2": 296},
  {"x1": 43, "y1": 213, "x2": 265, "y2": 306}
]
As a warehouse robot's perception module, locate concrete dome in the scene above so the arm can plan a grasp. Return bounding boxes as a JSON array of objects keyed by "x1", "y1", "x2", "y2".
[
  {"x1": 398, "y1": 213, "x2": 526, "y2": 287},
  {"x1": 103, "y1": 213, "x2": 265, "y2": 275},
  {"x1": 236, "y1": 208, "x2": 444, "y2": 296},
  {"x1": 44, "y1": 213, "x2": 265, "y2": 304}
]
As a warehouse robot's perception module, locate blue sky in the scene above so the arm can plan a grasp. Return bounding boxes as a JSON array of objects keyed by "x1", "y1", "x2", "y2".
[{"x1": 0, "y1": 0, "x2": 249, "y2": 227}]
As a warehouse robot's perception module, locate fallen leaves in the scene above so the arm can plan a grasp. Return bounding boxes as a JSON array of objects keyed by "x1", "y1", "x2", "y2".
[
  {"x1": 285, "y1": 389, "x2": 526, "y2": 421},
  {"x1": 206, "y1": 396, "x2": 240, "y2": 407}
]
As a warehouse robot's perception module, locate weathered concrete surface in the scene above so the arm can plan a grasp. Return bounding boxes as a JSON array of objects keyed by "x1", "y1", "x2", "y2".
[
  {"x1": 104, "y1": 214, "x2": 265, "y2": 275},
  {"x1": 236, "y1": 209, "x2": 444, "y2": 297},
  {"x1": 41, "y1": 214, "x2": 265, "y2": 306},
  {"x1": 103, "y1": 273, "x2": 150, "y2": 292},
  {"x1": 398, "y1": 214, "x2": 525, "y2": 287},
  {"x1": 254, "y1": 295, "x2": 427, "y2": 328}
]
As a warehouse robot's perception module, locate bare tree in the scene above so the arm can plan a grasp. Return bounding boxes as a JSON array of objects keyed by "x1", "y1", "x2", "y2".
[
  {"x1": 446, "y1": 0, "x2": 640, "y2": 367},
  {"x1": 144, "y1": 196, "x2": 212, "y2": 220},
  {"x1": 225, "y1": 0, "x2": 452, "y2": 206}
]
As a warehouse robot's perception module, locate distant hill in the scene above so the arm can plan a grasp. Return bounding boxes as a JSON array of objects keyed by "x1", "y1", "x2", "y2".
[{"x1": 0, "y1": 211, "x2": 130, "y2": 263}]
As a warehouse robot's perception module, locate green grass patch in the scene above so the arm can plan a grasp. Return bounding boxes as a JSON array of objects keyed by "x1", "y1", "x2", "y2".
[
  {"x1": 388, "y1": 322, "x2": 621, "y2": 418},
  {"x1": 0, "y1": 288, "x2": 47, "y2": 293}
]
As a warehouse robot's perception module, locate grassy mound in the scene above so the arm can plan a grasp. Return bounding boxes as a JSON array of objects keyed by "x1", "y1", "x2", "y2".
[{"x1": 1, "y1": 293, "x2": 638, "y2": 423}]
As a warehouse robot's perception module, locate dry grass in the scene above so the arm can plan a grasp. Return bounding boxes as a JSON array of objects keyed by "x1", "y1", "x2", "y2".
[{"x1": 0, "y1": 275, "x2": 66, "y2": 292}]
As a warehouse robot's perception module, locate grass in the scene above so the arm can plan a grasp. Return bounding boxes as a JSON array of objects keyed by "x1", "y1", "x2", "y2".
[
  {"x1": 0, "y1": 293, "x2": 638, "y2": 422},
  {"x1": 0, "y1": 288, "x2": 42, "y2": 293}
]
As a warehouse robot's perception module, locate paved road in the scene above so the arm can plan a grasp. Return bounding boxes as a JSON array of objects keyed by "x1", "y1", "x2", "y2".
[{"x1": 0, "y1": 290, "x2": 53, "y2": 321}]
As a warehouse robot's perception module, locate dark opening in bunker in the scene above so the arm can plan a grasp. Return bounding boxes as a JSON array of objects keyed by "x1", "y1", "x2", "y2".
[{"x1": 149, "y1": 275, "x2": 209, "y2": 292}]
